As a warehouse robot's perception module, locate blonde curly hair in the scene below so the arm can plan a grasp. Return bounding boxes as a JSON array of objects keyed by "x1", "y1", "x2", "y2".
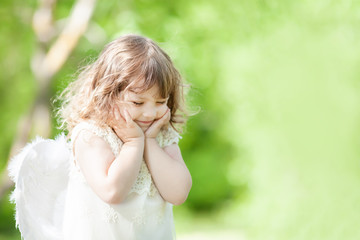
[{"x1": 57, "y1": 34, "x2": 188, "y2": 135}]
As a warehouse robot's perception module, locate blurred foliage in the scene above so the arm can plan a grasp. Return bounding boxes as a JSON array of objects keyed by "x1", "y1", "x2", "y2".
[{"x1": 2, "y1": 0, "x2": 360, "y2": 239}]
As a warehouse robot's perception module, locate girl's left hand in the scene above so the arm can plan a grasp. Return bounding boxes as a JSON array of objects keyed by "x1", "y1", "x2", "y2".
[{"x1": 145, "y1": 108, "x2": 171, "y2": 139}]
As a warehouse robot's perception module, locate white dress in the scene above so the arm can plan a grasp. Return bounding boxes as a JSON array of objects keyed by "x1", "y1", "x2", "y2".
[
  {"x1": 63, "y1": 122, "x2": 180, "y2": 240},
  {"x1": 8, "y1": 122, "x2": 181, "y2": 240}
]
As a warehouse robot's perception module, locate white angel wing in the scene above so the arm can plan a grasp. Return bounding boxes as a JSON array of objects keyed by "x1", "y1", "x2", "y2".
[{"x1": 8, "y1": 134, "x2": 70, "y2": 240}]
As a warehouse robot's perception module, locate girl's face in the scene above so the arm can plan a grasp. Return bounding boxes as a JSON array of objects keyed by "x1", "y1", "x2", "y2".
[{"x1": 120, "y1": 84, "x2": 169, "y2": 131}]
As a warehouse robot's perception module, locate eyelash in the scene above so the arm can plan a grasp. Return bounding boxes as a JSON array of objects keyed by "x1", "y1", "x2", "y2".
[
  {"x1": 132, "y1": 101, "x2": 166, "y2": 106},
  {"x1": 132, "y1": 102, "x2": 143, "y2": 106}
]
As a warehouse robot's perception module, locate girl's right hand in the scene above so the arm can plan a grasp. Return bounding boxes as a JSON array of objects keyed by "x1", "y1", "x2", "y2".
[{"x1": 112, "y1": 106, "x2": 144, "y2": 143}]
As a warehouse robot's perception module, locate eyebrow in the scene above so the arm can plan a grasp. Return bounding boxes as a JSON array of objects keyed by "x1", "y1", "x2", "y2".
[{"x1": 127, "y1": 91, "x2": 168, "y2": 100}]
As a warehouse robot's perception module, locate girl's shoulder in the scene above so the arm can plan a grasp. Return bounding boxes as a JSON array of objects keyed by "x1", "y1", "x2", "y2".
[
  {"x1": 71, "y1": 120, "x2": 122, "y2": 156},
  {"x1": 71, "y1": 121, "x2": 110, "y2": 139},
  {"x1": 156, "y1": 125, "x2": 182, "y2": 148}
]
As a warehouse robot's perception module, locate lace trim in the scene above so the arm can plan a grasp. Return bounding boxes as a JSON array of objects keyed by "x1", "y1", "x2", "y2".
[
  {"x1": 156, "y1": 125, "x2": 182, "y2": 148},
  {"x1": 79, "y1": 203, "x2": 146, "y2": 225},
  {"x1": 155, "y1": 212, "x2": 165, "y2": 225},
  {"x1": 128, "y1": 161, "x2": 160, "y2": 197},
  {"x1": 78, "y1": 203, "x2": 121, "y2": 224},
  {"x1": 132, "y1": 212, "x2": 146, "y2": 225},
  {"x1": 103, "y1": 205, "x2": 120, "y2": 223}
]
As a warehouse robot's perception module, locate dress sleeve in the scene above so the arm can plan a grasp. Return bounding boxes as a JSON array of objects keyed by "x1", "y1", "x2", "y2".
[{"x1": 156, "y1": 125, "x2": 182, "y2": 148}]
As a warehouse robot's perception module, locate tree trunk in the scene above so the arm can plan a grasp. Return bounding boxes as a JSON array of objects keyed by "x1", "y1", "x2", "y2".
[{"x1": 0, "y1": 0, "x2": 97, "y2": 199}]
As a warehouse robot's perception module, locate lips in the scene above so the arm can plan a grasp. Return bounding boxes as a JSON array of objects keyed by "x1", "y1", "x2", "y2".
[{"x1": 137, "y1": 120, "x2": 153, "y2": 125}]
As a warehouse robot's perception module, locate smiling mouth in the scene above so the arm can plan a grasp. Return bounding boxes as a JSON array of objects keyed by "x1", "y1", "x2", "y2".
[{"x1": 137, "y1": 120, "x2": 153, "y2": 125}]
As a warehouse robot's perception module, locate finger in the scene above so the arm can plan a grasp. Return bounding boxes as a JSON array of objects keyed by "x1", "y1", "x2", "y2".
[
  {"x1": 148, "y1": 110, "x2": 170, "y2": 132},
  {"x1": 157, "y1": 109, "x2": 170, "y2": 124},
  {"x1": 123, "y1": 109, "x2": 133, "y2": 125},
  {"x1": 160, "y1": 108, "x2": 171, "y2": 123},
  {"x1": 162, "y1": 108, "x2": 170, "y2": 117},
  {"x1": 113, "y1": 106, "x2": 127, "y2": 128},
  {"x1": 145, "y1": 120, "x2": 163, "y2": 138},
  {"x1": 113, "y1": 106, "x2": 120, "y2": 121},
  {"x1": 164, "y1": 108, "x2": 171, "y2": 121}
]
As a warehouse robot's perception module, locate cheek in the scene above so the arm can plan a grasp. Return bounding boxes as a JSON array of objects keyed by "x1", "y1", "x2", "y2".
[
  {"x1": 156, "y1": 105, "x2": 168, "y2": 118},
  {"x1": 123, "y1": 105, "x2": 140, "y2": 119}
]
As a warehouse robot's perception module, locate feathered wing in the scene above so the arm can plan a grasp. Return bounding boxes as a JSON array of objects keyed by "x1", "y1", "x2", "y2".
[{"x1": 8, "y1": 134, "x2": 70, "y2": 240}]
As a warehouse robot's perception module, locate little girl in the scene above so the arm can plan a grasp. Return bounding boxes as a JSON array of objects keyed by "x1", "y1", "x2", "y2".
[{"x1": 9, "y1": 34, "x2": 192, "y2": 240}]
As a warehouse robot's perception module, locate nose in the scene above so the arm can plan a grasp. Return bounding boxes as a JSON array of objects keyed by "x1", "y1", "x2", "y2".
[{"x1": 142, "y1": 107, "x2": 157, "y2": 119}]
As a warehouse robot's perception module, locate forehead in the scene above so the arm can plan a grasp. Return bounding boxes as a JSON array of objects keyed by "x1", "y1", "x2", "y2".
[{"x1": 126, "y1": 84, "x2": 162, "y2": 98}]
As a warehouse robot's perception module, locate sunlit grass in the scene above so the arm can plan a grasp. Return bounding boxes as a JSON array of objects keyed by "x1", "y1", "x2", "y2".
[{"x1": 174, "y1": 207, "x2": 244, "y2": 240}]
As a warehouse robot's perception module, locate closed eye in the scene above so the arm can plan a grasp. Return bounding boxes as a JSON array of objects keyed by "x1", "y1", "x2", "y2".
[
  {"x1": 157, "y1": 101, "x2": 167, "y2": 105},
  {"x1": 132, "y1": 102, "x2": 143, "y2": 106}
]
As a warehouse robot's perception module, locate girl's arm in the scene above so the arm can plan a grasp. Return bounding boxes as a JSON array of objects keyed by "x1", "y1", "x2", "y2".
[
  {"x1": 144, "y1": 139, "x2": 192, "y2": 205},
  {"x1": 75, "y1": 107, "x2": 145, "y2": 204},
  {"x1": 74, "y1": 131, "x2": 144, "y2": 204},
  {"x1": 144, "y1": 109, "x2": 192, "y2": 205}
]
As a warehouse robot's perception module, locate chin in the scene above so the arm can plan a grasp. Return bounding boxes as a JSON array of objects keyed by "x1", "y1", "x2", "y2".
[{"x1": 141, "y1": 126, "x2": 149, "y2": 132}]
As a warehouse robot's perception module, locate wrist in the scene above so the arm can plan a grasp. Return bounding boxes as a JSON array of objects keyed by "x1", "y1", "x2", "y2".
[
  {"x1": 144, "y1": 132, "x2": 159, "y2": 139},
  {"x1": 145, "y1": 136, "x2": 157, "y2": 142},
  {"x1": 124, "y1": 137, "x2": 145, "y2": 146},
  {"x1": 145, "y1": 138, "x2": 160, "y2": 148}
]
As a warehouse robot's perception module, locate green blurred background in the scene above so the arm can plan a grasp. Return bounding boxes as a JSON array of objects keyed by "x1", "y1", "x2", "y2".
[{"x1": 2, "y1": 0, "x2": 360, "y2": 239}]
